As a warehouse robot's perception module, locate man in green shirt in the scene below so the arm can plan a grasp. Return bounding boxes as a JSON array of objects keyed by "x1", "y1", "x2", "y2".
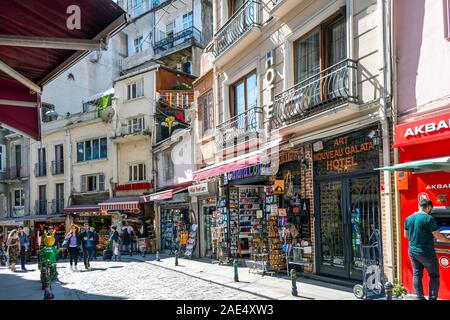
[{"x1": 404, "y1": 199, "x2": 450, "y2": 300}]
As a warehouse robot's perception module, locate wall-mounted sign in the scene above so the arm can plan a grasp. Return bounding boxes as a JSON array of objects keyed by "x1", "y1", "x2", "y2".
[
  {"x1": 264, "y1": 49, "x2": 276, "y2": 108},
  {"x1": 188, "y1": 183, "x2": 209, "y2": 196},
  {"x1": 279, "y1": 150, "x2": 299, "y2": 165},
  {"x1": 313, "y1": 127, "x2": 380, "y2": 176},
  {"x1": 394, "y1": 112, "x2": 450, "y2": 147},
  {"x1": 225, "y1": 163, "x2": 271, "y2": 183}
]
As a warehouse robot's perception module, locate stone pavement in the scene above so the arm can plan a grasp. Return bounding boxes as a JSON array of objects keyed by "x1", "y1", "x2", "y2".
[
  {"x1": 126, "y1": 253, "x2": 357, "y2": 300},
  {"x1": 0, "y1": 264, "x2": 67, "y2": 300}
]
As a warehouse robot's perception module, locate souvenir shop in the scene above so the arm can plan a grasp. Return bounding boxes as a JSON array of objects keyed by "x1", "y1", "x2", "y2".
[
  {"x1": 188, "y1": 181, "x2": 217, "y2": 258},
  {"x1": 213, "y1": 153, "x2": 314, "y2": 273},
  {"x1": 311, "y1": 125, "x2": 382, "y2": 281},
  {"x1": 158, "y1": 191, "x2": 198, "y2": 258}
]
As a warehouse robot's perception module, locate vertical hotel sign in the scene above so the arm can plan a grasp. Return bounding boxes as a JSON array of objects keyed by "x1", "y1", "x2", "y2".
[{"x1": 313, "y1": 127, "x2": 380, "y2": 176}]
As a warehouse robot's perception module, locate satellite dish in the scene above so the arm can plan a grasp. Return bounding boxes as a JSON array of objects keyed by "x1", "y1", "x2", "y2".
[{"x1": 101, "y1": 107, "x2": 115, "y2": 123}]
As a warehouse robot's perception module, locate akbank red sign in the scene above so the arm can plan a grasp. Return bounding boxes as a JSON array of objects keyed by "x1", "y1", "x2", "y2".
[{"x1": 394, "y1": 112, "x2": 450, "y2": 147}]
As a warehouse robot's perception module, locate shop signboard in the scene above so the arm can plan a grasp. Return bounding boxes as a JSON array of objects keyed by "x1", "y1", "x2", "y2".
[
  {"x1": 313, "y1": 126, "x2": 380, "y2": 176},
  {"x1": 225, "y1": 163, "x2": 271, "y2": 184},
  {"x1": 394, "y1": 111, "x2": 450, "y2": 147},
  {"x1": 188, "y1": 183, "x2": 210, "y2": 196}
]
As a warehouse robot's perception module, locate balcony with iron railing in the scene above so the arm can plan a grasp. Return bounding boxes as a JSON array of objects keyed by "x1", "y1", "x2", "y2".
[
  {"x1": 159, "y1": 90, "x2": 194, "y2": 109},
  {"x1": 35, "y1": 200, "x2": 48, "y2": 215},
  {"x1": 271, "y1": 59, "x2": 359, "y2": 130},
  {"x1": 267, "y1": 0, "x2": 303, "y2": 18},
  {"x1": 1, "y1": 165, "x2": 29, "y2": 181},
  {"x1": 51, "y1": 159, "x2": 64, "y2": 175},
  {"x1": 35, "y1": 162, "x2": 47, "y2": 177},
  {"x1": 51, "y1": 198, "x2": 65, "y2": 214},
  {"x1": 215, "y1": 106, "x2": 265, "y2": 150},
  {"x1": 112, "y1": 122, "x2": 151, "y2": 142},
  {"x1": 213, "y1": 0, "x2": 262, "y2": 64},
  {"x1": 153, "y1": 26, "x2": 202, "y2": 56}
]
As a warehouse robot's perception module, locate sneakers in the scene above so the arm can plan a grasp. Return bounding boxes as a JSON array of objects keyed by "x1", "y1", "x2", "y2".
[
  {"x1": 70, "y1": 265, "x2": 73, "y2": 271},
  {"x1": 74, "y1": 265, "x2": 78, "y2": 271}
]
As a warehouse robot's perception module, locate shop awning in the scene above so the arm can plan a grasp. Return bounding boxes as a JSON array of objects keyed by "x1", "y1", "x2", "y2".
[
  {"x1": 142, "y1": 181, "x2": 193, "y2": 202},
  {"x1": 0, "y1": 0, "x2": 128, "y2": 140},
  {"x1": 98, "y1": 196, "x2": 144, "y2": 211},
  {"x1": 2, "y1": 214, "x2": 66, "y2": 222},
  {"x1": 375, "y1": 156, "x2": 450, "y2": 173},
  {"x1": 64, "y1": 204, "x2": 100, "y2": 213},
  {"x1": 192, "y1": 138, "x2": 284, "y2": 181}
]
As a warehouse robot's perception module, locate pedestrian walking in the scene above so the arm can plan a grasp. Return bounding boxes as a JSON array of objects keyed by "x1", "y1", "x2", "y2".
[
  {"x1": 405, "y1": 198, "x2": 450, "y2": 300},
  {"x1": 64, "y1": 225, "x2": 80, "y2": 271},
  {"x1": 109, "y1": 225, "x2": 121, "y2": 262},
  {"x1": 122, "y1": 222, "x2": 132, "y2": 256},
  {"x1": 91, "y1": 227, "x2": 99, "y2": 260},
  {"x1": 6, "y1": 229, "x2": 20, "y2": 272},
  {"x1": 18, "y1": 226, "x2": 29, "y2": 271},
  {"x1": 78, "y1": 223, "x2": 95, "y2": 270}
]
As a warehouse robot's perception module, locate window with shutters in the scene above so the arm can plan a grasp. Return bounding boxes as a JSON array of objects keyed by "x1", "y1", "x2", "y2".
[
  {"x1": 129, "y1": 163, "x2": 146, "y2": 182},
  {"x1": 81, "y1": 174, "x2": 105, "y2": 192},
  {"x1": 77, "y1": 138, "x2": 107, "y2": 162}
]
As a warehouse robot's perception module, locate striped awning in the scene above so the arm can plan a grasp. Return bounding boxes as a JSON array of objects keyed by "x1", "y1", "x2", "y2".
[{"x1": 98, "y1": 196, "x2": 143, "y2": 211}]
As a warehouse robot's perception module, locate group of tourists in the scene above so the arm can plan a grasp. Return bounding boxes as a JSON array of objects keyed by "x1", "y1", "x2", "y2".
[{"x1": 1, "y1": 226, "x2": 30, "y2": 272}]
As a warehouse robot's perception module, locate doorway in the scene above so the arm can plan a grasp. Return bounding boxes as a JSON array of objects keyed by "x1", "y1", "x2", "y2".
[{"x1": 315, "y1": 174, "x2": 380, "y2": 280}]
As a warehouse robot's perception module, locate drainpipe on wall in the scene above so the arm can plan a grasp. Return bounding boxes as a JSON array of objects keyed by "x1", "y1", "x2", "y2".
[
  {"x1": 65, "y1": 129, "x2": 72, "y2": 208},
  {"x1": 390, "y1": 0, "x2": 402, "y2": 284},
  {"x1": 379, "y1": 0, "x2": 395, "y2": 283}
]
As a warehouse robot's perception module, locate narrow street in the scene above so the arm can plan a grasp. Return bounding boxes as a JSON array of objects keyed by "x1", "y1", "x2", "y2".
[{"x1": 0, "y1": 260, "x2": 263, "y2": 300}]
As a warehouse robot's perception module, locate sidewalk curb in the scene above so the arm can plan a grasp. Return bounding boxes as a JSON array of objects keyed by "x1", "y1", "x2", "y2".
[{"x1": 129, "y1": 257, "x2": 279, "y2": 300}]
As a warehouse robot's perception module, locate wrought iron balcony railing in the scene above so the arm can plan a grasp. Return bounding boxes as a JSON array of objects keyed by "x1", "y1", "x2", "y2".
[
  {"x1": 1, "y1": 165, "x2": 28, "y2": 180},
  {"x1": 271, "y1": 59, "x2": 359, "y2": 129},
  {"x1": 35, "y1": 162, "x2": 47, "y2": 177},
  {"x1": 213, "y1": 0, "x2": 262, "y2": 58},
  {"x1": 51, "y1": 198, "x2": 65, "y2": 214},
  {"x1": 153, "y1": 26, "x2": 202, "y2": 54},
  {"x1": 51, "y1": 159, "x2": 64, "y2": 175},
  {"x1": 215, "y1": 106, "x2": 264, "y2": 149},
  {"x1": 35, "y1": 200, "x2": 48, "y2": 215},
  {"x1": 159, "y1": 90, "x2": 194, "y2": 109}
]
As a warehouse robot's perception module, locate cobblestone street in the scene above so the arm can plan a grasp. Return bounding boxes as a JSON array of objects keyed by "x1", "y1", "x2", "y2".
[{"x1": 11, "y1": 260, "x2": 264, "y2": 300}]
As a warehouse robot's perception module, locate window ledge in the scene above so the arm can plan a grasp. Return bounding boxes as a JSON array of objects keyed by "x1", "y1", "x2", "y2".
[
  {"x1": 124, "y1": 96, "x2": 146, "y2": 104},
  {"x1": 75, "y1": 158, "x2": 109, "y2": 166}
]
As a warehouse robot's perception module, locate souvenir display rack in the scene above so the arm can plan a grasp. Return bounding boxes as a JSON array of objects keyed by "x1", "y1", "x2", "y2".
[
  {"x1": 216, "y1": 198, "x2": 230, "y2": 263},
  {"x1": 238, "y1": 187, "x2": 261, "y2": 257},
  {"x1": 229, "y1": 187, "x2": 239, "y2": 257}
]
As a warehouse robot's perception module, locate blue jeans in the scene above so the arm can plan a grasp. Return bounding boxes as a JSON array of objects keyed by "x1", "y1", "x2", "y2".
[
  {"x1": 409, "y1": 252, "x2": 440, "y2": 300},
  {"x1": 83, "y1": 247, "x2": 94, "y2": 266}
]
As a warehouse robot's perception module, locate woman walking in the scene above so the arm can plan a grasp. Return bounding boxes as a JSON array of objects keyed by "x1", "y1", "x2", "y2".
[
  {"x1": 64, "y1": 224, "x2": 80, "y2": 271},
  {"x1": 109, "y1": 225, "x2": 121, "y2": 262},
  {"x1": 6, "y1": 230, "x2": 20, "y2": 272}
]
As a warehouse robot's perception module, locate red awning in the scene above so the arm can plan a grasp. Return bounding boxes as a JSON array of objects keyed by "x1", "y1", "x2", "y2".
[
  {"x1": 98, "y1": 196, "x2": 144, "y2": 212},
  {"x1": 0, "y1": 0, "x2": 128, "y2": 140},
  {"x1": 193, "y1": 138, "x2": 284, "y2": 180},
  {"x1": 143, "y1": 181, "x2": 193, "y2": 202}
]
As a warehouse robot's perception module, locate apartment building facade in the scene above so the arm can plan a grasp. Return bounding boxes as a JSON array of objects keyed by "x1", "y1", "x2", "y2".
[
  {"x1": 190, "y1": 0, "x2": 397, "y2": 283},
  {"x1": 0, "y1": 129, "x2": 31, "y2": 236}
]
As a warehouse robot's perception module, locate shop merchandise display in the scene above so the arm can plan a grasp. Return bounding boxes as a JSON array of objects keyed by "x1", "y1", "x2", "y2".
[
  {"x1": 184, "y1": 223, "x2": 198, "y2": 258},
  {"x1": 216, "y1": 199, "x2": 229, "y2": 262},
  {"x1": 238, "y1": 187, "x2": 261, "y2": 257},
  {"x1": 229, "y1": 187, "x2": 239, "y2": 257},
  {"x1": 268, "y1": 215, "x2": 285, "y2": 270}
]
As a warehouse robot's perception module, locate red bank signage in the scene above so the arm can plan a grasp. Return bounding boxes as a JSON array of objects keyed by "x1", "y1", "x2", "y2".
[{"x1": 394, "y1": 112, "x2": 450, "y2": 147}]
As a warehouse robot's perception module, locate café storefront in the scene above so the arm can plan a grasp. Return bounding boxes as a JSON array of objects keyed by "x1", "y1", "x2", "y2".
[{"x1": 312, "y1": 125, "x2": 382, "y2": 281}]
